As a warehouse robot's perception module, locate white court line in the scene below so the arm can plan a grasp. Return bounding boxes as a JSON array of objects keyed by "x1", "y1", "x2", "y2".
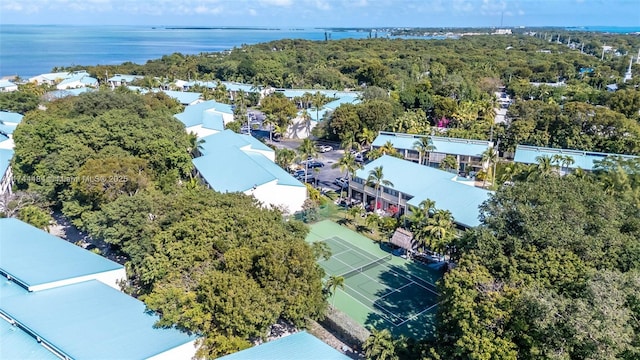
[
  {"x1": 375, "y1": 281, "x2": 414, "y2": 302},
  {"x1": 340, "y1": 283, "x2": 403, "y2": 325},
  {"x1": 395, "y1": 302, "x2": 440, "y2": 327},
  {"x1": 329, "y1": 236, "x2": 440, "y2": 296}
]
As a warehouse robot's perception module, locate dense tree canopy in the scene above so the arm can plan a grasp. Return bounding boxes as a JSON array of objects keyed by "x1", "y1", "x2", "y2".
[{"x1": 11, "y1": 89, "x2": 327, "y2": 358}]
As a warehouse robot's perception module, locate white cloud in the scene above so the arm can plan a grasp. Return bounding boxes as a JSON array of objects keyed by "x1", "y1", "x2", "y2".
[
  {"x1": 194, "y1": 5, "x2": 223, "y2": 14},
  {"x1": 314, "y1": 0, "x2": 331, "y2": 10},
  {"x1": 248, "y1": 8, "x2": 257, "y2": 16},
  {"x1": 258, "y1": 0, "x2": 292, "y2": 6},
  {"x1": 452, "y1": 0, "x2": 474, "y2": 13},
  {"x1": 480, "y1": 0, "x2": 507, "y2": 15}
]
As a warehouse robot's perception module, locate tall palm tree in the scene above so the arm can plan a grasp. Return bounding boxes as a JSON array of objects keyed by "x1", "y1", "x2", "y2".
[
  {"x1": 358, "y1": 128, "x2": 376, "y2": 151},
  {"x1": 379, "y1": 141, "x2": 397, "y2": 156},
  {"x1": 186, "y1": 132, "x2": 205, "y2": 158},
  {"x1": 324, "y1": 275, "x2": 345, "y2": 306},
  {"x1": 367, "y1": 166, "x2": 394, "y2": 213},
  {"x1": 425, "y1": 209, "x2": 454, "y2": 260},
  {"x1": 363, "y1": 328, "x2": 398, "y2": 360},
  {"x1": 262, "y1": 114, "x2": 277, "y2": 142},
  {"x1": 312, "y1": 91, "x2": 325, "y2": 123},
  {"x1": 276, "y1": 148, "x2": 297, "y2": 170},
  {"x1": 530, "y1": 155, "x2": 557, "y2": 179},
  {"x1": 439, "y1": 155, "x2": 458, "y2": 172},
  {"x1": 341, "y1": 132, "x2": 361, "y2": 153},
  {"x1": 408, "y1": 199, "x2": 436, "y2": 250},
  {"x1": 481, "y1": 147, "x2": 499, "y2": 188},
  {"x1": 413, "y1": 136, "x2": 436, "y2": 165},
  {"x1": 300, "y1": 108, "x2": 312, "y2": 137},
  {"x1": 332, "y1": 152, "x2": 362, "y2": 203},
  {"x1": 297, "y1": 138, "x2": 318, "y2": 183}
]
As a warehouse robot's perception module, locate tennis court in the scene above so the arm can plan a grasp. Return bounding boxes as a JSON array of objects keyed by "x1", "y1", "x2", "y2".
[
  {"x1": 318, "y1": 235, "x2": 439, "y2": 327},
  {"x1": 308, "y1": 221, "x2": 442, "y2": 338}
]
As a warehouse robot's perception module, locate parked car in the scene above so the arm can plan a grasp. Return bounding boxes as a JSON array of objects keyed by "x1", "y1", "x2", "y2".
[
  {"x1": 315, "y1": 144, "x2": 333, "y2": 153},
  {"x1": 354, "y1": 153, "x2": 365, "y2": 162},
  {"x1": 334, "y1": 177, "x2": 349, "y2": 188},
  {"x1": 295, "y1": 174, "x2": 316, "y2": 183},
  {"x1": 307, "y1": 160, "x2": 325, "y2": 168},
  {"x1": 291, "y1": 169, "x2": 306, "y2": 178}
]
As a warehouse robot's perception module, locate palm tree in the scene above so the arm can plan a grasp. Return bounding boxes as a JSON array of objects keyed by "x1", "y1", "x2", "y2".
[
  {"x1": 439, "y1": 155, "x2": 458, "y2": 172},
  {"x1": 379, "y1": 141, "x2": 397, "y2": 157},
  {"x1": 363, "y1": 328, "x2": 398, "y2": 360},
  {"x1": 529, "y1": 155, "x2": 557, "y2": 179},
  {"x1": 408, "y1": 199, "x2": 436, "y2": 250},
  {"x1": 297, "y1": 138, "x2": 318, "y2": 183},
  {"x1": 341, "y1": 132, "x2": 361, "y2": 154},
  {"x1": 552, "y1": 154, "x2": 575, "y2": 175},
  {"x1": 276, "y1": 148, "x2": 296, "y2": 170},
  {"x1": 358, "y1": 128, "x2": 376, "y2": 151},
  {"x1": 481, "y1": 147, "x2": 499, "y2": 188},
  {"x1": 263, "y1": 114, "x2": 277, "y2": 142},
  {"x1": 332, "y1": 152, "x2": 362, "y2": 203},
  {"x1": 425, "y1": 209, "x2": 454, "y2": 260},
  {"x1": 324, "y1": 275, "x2": 345, "y2": 306},
  {"x1": 312, "y1": 91, "x2": 325, "y2": 122},
  {"x1": 367, "y1": 166, "x2": 394, "y2": 213},
  {"x1": 413, "y1": 136, "x2": 436, "y2": 165},
  {"x1": 300, "y1": 108, "x2": 313, "y2": 137},
  {"x1": 186, "y1": 132, "x2": 204, "y2": 158}
]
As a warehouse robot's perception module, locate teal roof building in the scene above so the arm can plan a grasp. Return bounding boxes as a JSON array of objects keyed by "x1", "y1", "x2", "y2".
[
  {"x1": 192, "y1": 130, "x2": 306, "y2": 214},
  {"x1": 514, "y1": 144, "x2": 638, "y2": 171},
  {"x1": 217, "y1": 331, "x2": 351, "y2": 360},
  {"x1": 372, "y1": 131, "x2": 492, "y2": 173},
  {"x1": 351, "y1": 155, "x2": 491, "y2": 228},
  {"x1": 0, "y1": 218, "x2": 198, "y2": 359}
]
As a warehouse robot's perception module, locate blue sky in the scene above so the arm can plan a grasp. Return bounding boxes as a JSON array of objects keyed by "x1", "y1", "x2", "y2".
[{"x1": 1, "y1": 0, "x2": 639, "y2": 28}]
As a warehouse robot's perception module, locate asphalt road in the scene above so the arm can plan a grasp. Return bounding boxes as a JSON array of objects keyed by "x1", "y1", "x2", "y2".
[{"x1": 270, "y1": 139, "x2": 348, "y2": 192}]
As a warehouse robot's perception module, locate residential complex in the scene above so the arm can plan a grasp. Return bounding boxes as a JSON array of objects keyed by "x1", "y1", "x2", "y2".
[
  {"x1": 192, "y1": 130, "x2": 307, "y2": 214},
  {"x1": 372, "y1": 131, "x2": 493, "y2": 174},
  {"x1": 0, "y1": 218, "x2": 197, "y2": 359},
  {"x1": 514, "y1": 144, "x2": 638, "y2": 172},
  {"x1": 349, "y1": 155, "x2": 492, "y2": 228}
]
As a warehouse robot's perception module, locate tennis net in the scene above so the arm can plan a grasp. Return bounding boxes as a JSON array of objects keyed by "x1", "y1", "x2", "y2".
[{"x1": 339, "y1": 255, "x2": 393, "y2": 279}]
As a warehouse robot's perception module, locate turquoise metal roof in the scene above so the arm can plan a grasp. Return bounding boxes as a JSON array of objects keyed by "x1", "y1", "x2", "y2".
[
  {"x1": 185, "y1": 80, "x2": 218, "y2": 89},
  {"x1": 0, "y1": 279, "x2": 196, "y2": 360},
  {"x1": 372, "y1": 132, "x2": 491, "y2": 158},
  {"x1": 0, "y1": 318, "x2": 59, "y2": 360},
  {"x1": 0, "y1": 123, "x2": 17, "y2": 135},
  {"x1": 202, "y1": 111, "x2": 225, "y2": 131},
  {"x1": 221, "y1": 81, "x2": 256, "y2": 93},
  {"x1": 0, "y1": 218, "x2": 123, "y2": 289},
  {"x1": 274, "y1": 89, "x2": 361, "y2": 100},
  {"x1": 324, "y1": 96, "x2": 360, "y2": 110},
  {"x1": 57, "y1": 72, "x2": 97, "y2": 87},
  {"x1": 0, "y1": 80, "x2": 16, "y2": 89},
  {"x1": 199, "y1": 130, "x2": 273, "y2": 155},
  {"x1": 354, "y1": 156, "x2": 491, "y2": 228},
  {"x1": 0, "y1": 111, "x2": 24, "y2": 124},
  {"x1": 300, "y1": 108, "x2": 330, "y2": 122},
  {"x1": 108, "y1": 74, "x2": 143, "y2": 83},
  {"x1": 514, "y1": 145, "x2": 638, "y2": 171},
  {"x1": 193, "y1": 147, "x2": 274, "y2": 192},
  {"x1": 161, "y1": 90, "x2": 202, "y2": 105},
  {"x1": 217, "y1": 331, "x2": 350, "y2": 360},
  {"x1": 176, "y1": 100, "x2": 233, "y2": 129},
  {"x1": 193, "y1": 130, "x2": 302, "y2": 192}
]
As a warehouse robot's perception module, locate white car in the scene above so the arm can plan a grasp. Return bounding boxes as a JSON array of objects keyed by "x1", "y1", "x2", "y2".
[{"x1": 315, "y1": 145, "x2": 333, "y2": 153}]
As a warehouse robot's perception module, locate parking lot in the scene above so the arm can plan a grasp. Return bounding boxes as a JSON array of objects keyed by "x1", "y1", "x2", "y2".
[{"x1": 271, "y1": 139, "x2": 349, "y2": 193}]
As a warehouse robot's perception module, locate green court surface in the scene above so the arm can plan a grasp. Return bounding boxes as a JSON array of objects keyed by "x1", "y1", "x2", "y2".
[{"x1": 308, "y1": 220, "x2": 443, "y2": 338}]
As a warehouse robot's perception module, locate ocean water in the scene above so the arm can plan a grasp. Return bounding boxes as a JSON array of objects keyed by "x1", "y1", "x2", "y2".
[{"x1": 0, "y1": 25, "x2": 372, "y2": 77}]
